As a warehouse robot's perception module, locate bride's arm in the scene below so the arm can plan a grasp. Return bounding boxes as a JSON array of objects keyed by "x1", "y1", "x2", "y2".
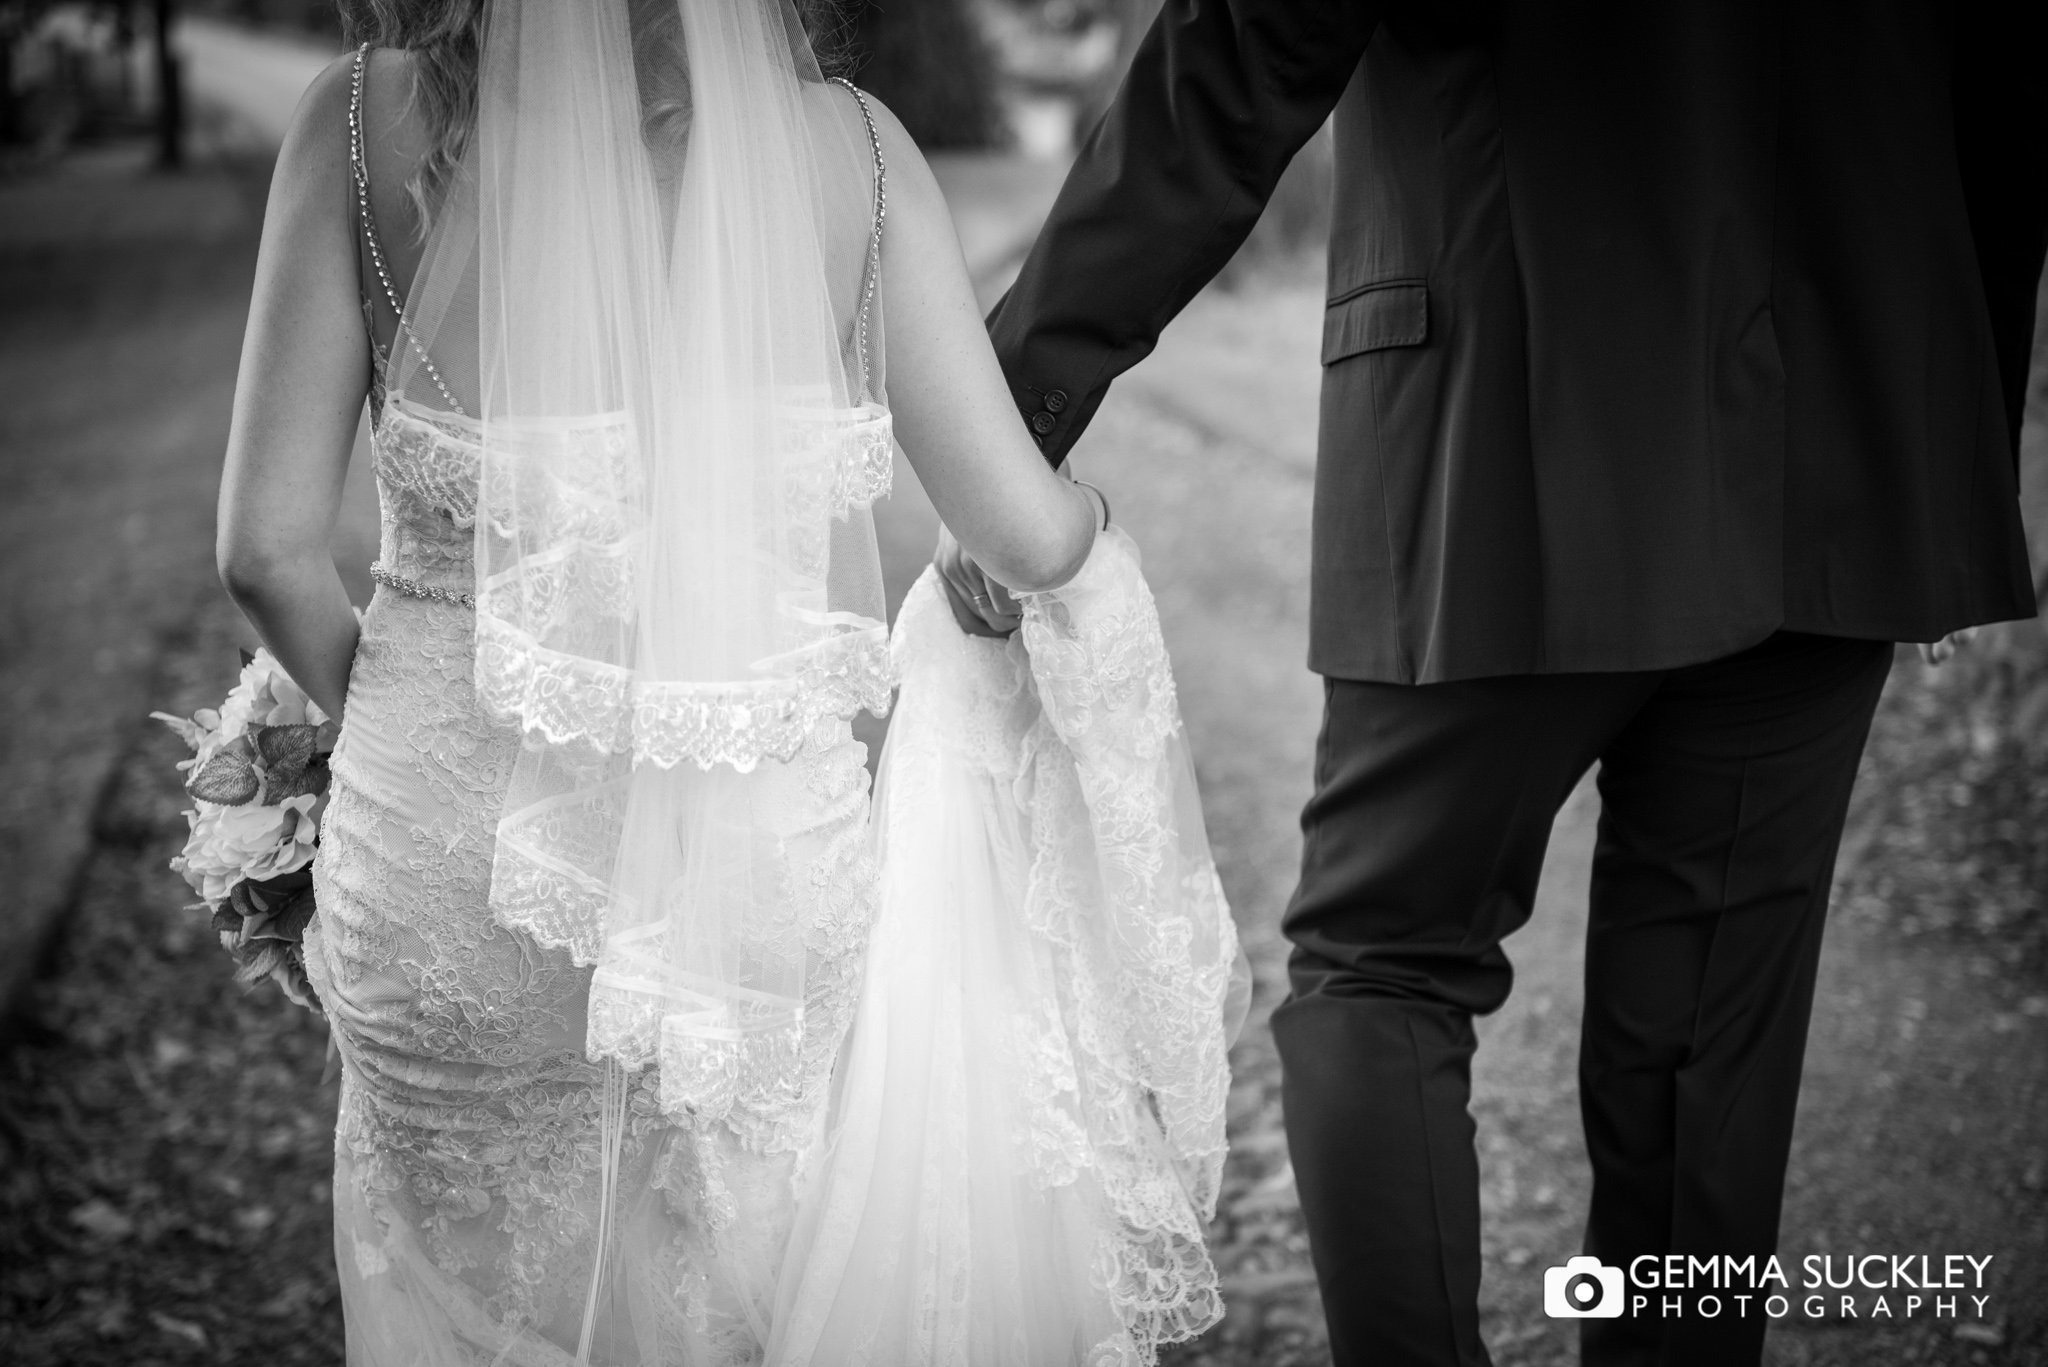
[
  {"x1": 863, "y1": 98, "x2": 1101, "y2": 595},
  {"x1": 216, "y1": 56, "x2": 369, "y2": 721}
]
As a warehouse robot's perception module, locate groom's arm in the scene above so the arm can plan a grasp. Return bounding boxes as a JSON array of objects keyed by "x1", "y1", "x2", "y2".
[{"x1": 988, "y1": 0, "x2": 1382, "y2": 466}]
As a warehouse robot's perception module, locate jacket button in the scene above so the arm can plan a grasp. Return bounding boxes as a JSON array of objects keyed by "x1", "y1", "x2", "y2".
[
  {"x1": 1031, "y1": 411, "x2": 1056, "y2": 435},
  {"x1": 1044, "y1": 389, "x2": 1068, "y2": 413},
  {"x1": 1032, "y1": 432, "x2": 1046, "y2": 449}
]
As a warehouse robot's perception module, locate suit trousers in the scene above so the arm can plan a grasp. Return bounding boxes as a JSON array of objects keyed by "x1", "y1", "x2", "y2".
[{"x1": 1270, "y1": 631, "x2": 1894, "y2": 1367}]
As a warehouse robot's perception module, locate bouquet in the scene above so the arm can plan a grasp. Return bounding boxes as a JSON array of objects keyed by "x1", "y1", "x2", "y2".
[{"x1": 153, "y1": 649, "x2": 338, "y2": 1012}]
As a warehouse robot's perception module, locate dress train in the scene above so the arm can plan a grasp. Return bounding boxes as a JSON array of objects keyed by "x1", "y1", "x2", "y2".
[{"x1": 771, "y1": 530, "x2": 1249, "y2": 1366}]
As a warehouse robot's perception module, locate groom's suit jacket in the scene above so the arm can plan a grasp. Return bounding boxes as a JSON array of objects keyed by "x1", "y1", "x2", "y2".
[{"x1": 988, "y1": 0, "x2": 2045, "y2": 683}]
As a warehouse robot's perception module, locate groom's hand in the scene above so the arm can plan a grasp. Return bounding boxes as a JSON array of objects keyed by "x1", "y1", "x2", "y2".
[{"x1": 934, "y1": 525, "x2": 1021, "y2": 638}]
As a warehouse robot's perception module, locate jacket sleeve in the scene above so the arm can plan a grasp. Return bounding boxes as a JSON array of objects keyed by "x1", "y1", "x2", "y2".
[{"x1": 987, "y1": 0, "x2": 1382, "y2": 465}]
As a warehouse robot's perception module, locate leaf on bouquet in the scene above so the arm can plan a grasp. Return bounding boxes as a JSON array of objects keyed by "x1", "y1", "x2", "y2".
[
  {"x1": 230, "y1": 871, "x2": 298, "y2": 916},
  {"x1": 251, "y1": 726, "x2": 317, "y2": 803},
  {"x1": 247, "y1": 866, "x2": 315, "y2": 900},
  {"x1": 233, "y1": 937, "x2": 290, "y2": 988},
  {"x1": 230, "y1": 870, "x2": 317, "y2": 947},
  {"x1": 185, "y1": 749, "x2": 261, "y2": 806},
  {"x1": 263, "y1": 887, "x2": 317, "y2": 943},
  {"x1": 276, "y1": 947, "x2": 322, "y2": 1013},
  {"x1": 150, "y1": 711, "x2": 209, "y2": 752},
  {"x1": 263, "y1": 752, "x2": 330, "y2": 804},
  {"x1": 210, "y1": 905, "x2": 241, "y2": 936},
  {"x1": 229, "y1": 879, "x2": 264, "y2": 920},
  {"x1": 256, "y1": 723, "x2": 319, "y2": 775},
  {"x1": 230, "y1": 937, "x2": 322, "y2": 1012}
]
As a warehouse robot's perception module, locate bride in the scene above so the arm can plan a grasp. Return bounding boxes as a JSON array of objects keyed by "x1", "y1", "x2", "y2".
[{"x1": 215, "y1": 0, "x2": 1245, "y2": 1362}]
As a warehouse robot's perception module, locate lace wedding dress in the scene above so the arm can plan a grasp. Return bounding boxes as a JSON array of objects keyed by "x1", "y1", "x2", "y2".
[
  {"x1": 304, "y1": 23, "x2": 1242, "y2": 1367},
  {"x1": 305, "y1": 44, "x2": 887, "y2": 1365}
]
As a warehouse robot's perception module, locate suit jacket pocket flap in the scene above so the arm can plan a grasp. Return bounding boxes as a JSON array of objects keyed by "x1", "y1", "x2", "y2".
[{"x1": 1322, "y1": 282, "x2": 1429, "y2": 364}]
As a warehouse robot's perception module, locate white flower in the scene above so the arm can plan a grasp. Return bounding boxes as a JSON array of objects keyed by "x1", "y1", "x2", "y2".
[
  {"x1": 170, "y1": 792, "x2": 324, "y2": 905},
  {"x1": 249, "y1": 650, "x2": 327, "y2": 729},
  {"x1": 208, "y1": 651, "x2": 326, "y2": 762},
  {"x1": 212, "y1": 682, "x2": 259, "y2": 750},
  {"x1": 258, "y1": 791, "x2": 325, "y2": 879}
]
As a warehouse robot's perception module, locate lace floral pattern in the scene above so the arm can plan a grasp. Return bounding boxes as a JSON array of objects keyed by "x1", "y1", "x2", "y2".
[
  {"x1": 782, "y1": 405, "x2": 894, "y2": 577},
  {"x1": 374, "y1": 402, "x2": 483, "y2": 523},
  {"x1": 304, "y1": 565, "x2": 617, "y2": 1332},
  {"x1": 475, "y1": 618, "x2": 895, "y2": 772},
  {"x1": 1015, "y1": 533, "x2": 1241, "y2": 1352},
  {"x1": 486, "y1": 767, "x2": 631, "y2": 966},
  {"x1": 369, "y1": 405, "x2": 484, "y2": 603},
  {"x1": 456, "y1": 395, "x2": 898, "y2": 771},
  {"x1": 579, "y1": 713, "x2": 877, "y2": 1159}
]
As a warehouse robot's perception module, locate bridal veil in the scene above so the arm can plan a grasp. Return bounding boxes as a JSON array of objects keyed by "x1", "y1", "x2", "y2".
[
  {"x1": 396, "y1": 0, "x2": 893, "y2": 1153},
  {"x1": 388, "y1": 0, "x2": 892, "y2": 1354}
]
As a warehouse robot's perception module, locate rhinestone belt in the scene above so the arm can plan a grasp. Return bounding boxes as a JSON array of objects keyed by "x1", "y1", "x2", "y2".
[{"x1": 370, "y1": 561, "x2": 476, "y2": 609}]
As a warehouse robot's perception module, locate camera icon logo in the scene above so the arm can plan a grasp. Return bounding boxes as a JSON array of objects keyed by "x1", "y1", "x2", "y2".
[{"x1": 1543, "y1": 1256, "x2": 1626, "y2": 1318}]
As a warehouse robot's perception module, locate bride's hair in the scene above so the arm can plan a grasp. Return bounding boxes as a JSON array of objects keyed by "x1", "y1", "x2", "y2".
[{"x1": 339, "y1": 0, "x2": 851, "y2": 236}]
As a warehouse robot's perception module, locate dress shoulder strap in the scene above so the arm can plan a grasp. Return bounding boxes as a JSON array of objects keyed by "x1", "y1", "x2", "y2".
[
  {"x1": 829, "y1": 77, "x2": 886, "y2": 404},
  {"x1": 349, "y1": 44, "x2": 464, "y2": 417}
]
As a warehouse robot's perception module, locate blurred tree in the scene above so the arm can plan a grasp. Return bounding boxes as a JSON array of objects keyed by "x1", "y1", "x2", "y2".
[
  {"x1": 0, "y1": 0, "x2": 60, "y2": 146},
  {"x1": 1081, "y1": 0, "x2": 1156, "y2": 127},
  {"x1": 1068, "y1": 0, "x2": 1332, "y2": 282},
  {"x1": 851, "y1": 0, "x2": 1004, "y2": 149},
  {"x1": 195, "y1": 0, "x2": 342, "y2": 38},
  {"x1": 151, "y1": 0, "x2": 181, "y2": 167},
  {"x1": 110, "y1": 0, "x2": 138, "y2": 110}
]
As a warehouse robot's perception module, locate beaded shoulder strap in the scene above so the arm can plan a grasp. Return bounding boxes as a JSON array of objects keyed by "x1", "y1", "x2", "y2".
[
  {"x1": 350, "y1": 44, "x2": 465, "y2": 417},
  {"x1": 829, "y1": 77, "x2": 886, "y2": 405}
]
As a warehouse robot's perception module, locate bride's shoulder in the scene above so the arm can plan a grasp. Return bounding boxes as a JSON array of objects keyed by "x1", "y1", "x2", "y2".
[
  {"x1": 276, "y1": 50, "x2": 358, "y2": 168},
  {"x1": 810, "y1": 82, "x2": 948, "y2": 231},
  {"x1": 273, "y1": 47, "x2": 428, "y2": 204},
  {"x1": 259, "y1": 51, "x2": 362, "y2": 231},
  {"x1": 818, "y1": 83, "x2": 918, "y2": 168}
]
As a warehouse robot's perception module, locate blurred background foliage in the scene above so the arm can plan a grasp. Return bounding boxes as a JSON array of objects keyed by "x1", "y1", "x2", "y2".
[
  {"x1": 0, "y1": 0, "x2": 1338, "y2": 272},
  {"x1": 849, "y1": 0, "x2": 1006, "y2": 148},
  {"x1": 1, "y1": 0, "x2": 156, "y2": 160},
  {"x1": 1846, "y1": 592, "x2": 2048, "y2": 981}
]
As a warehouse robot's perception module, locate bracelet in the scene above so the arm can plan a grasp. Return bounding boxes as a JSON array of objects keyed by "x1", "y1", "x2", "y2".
[{"x1": 1073, "y1": 479, "x2": 1111, "y2": 531}]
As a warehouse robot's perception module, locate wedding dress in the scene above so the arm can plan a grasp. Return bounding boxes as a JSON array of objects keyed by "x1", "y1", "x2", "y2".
[{"x1": 302, "y1": 6, "x2": 1242, "y2": 1365}]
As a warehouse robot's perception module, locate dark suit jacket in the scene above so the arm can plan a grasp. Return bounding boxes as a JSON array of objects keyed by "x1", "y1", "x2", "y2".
[{"x1": 988, "y1": 0, "x2": 2045, "y2": 683}]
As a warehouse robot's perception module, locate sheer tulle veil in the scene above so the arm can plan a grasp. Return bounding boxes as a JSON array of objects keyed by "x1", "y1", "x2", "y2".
[{"x1": 388, "y1": 0, "x2": 893, "y2": 1335}]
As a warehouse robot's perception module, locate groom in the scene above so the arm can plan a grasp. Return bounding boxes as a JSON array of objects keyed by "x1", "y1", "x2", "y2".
[{"x1": 939, "y1": 3, "x2": 2046, "y2": 1364}]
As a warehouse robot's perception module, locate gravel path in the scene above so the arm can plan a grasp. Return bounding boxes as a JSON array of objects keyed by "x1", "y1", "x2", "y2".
[
  {"x1": 0, "y1": 150, "x2": 269, "y2": 1025},
  {"x1": 1, "y1": 602, "x2": 343, "y2": 1365}
]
